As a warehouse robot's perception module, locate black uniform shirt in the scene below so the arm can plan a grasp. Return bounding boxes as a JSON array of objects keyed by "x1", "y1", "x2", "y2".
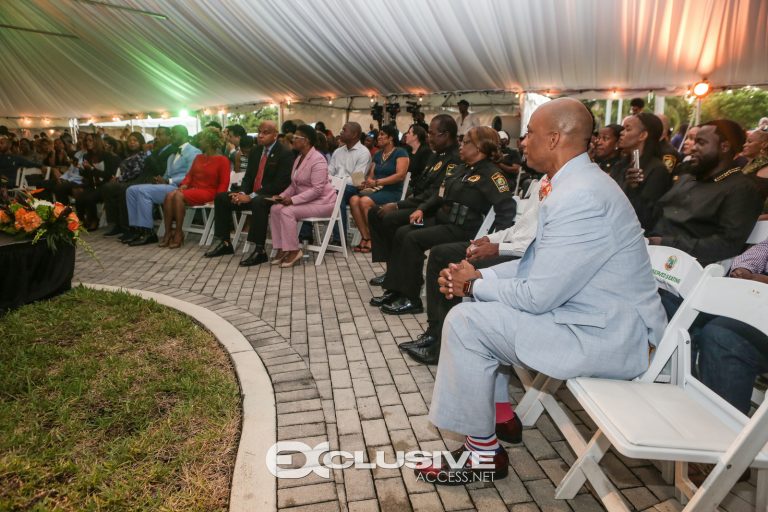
[
  {"x1": 436, "y1": 158, "x2": 517, "y2": 230},
  {"x1": 401, "y1": 146, "x2": 461, "y2": 210}
]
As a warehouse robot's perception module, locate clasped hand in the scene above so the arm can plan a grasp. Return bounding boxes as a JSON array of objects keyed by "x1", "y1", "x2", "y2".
[
  {"x1": 438, "y1": 259, "x2": 480, "y2": 299},
  {"x1": 465, "y1": 236, "x2": 499, "y2": 262}
]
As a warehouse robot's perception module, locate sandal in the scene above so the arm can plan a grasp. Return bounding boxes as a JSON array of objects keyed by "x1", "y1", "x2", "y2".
[{"x1": 354, "y1": 239, "x2": 372, "y2": 253}]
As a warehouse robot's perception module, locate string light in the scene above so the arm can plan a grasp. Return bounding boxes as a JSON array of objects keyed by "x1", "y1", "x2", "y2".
[
  {"x1": 328, "y1": 98, "x2": 333, "y2": 105},
  {"x1": 692, "y1": 80, "x2": 711, "y2": 98},
  {"x1": 203, "y1": 109, "x2": 211, "y2": 116}
]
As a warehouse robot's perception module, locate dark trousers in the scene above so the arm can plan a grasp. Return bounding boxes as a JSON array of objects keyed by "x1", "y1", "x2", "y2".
[
  {"x1": 75, "y1": 185, "x2": 105, "y2": 226},
  {"x1": 39, "y1": 179, "x2": 82, "y2": 205},
  {"x1": 213, "y1": 192, "x2": 273, "y2": 246},
  {"x1": 382, "y1": 223, "x2": 475, "y2": 301},
  {"x1": 369, "y1": 207, "x2": 416, "y2": 263},
  {"x1": 102, "y1": 176, "x2": 157, "y2": 230},
  {"x1": 425, "y1": 241, "x2": 517, "y2": 340},
  {"x1": 660, "y1": 290, "x2": 768, "y2": 414}
]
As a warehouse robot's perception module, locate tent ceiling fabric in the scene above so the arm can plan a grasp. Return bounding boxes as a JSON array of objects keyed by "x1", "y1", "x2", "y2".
[{"x1": 1, "y1": 0, "x2": 767, "y2": 117}]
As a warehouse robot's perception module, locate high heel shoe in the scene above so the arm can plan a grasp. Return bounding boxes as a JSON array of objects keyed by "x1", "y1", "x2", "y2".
[
  {"x1": 280, "y1": 250, "x2": 303, "y2": 268},
  {"x1": 271, "y1": 250, "x2": 286, "y2": 265},
  {"x1": 158, "y1": 229, "x2": 174, "y2": 248},
  {"x1": 168, "y1": 231, "x2": 185, "y2": 249}
]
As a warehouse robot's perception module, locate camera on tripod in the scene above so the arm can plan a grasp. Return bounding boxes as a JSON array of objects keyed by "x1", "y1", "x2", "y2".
[
  {"x1": 385, "y1": 102, "x2": 401, "y2": 122},
  {"x1": 405, "y1": 101, "x2": 421, "y2": 118},
  {"x1": 370, "y1": 102, "x2": 384, "y2": 123}
]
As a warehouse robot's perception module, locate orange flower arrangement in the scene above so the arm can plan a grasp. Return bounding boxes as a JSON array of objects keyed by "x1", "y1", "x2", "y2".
[{"x1": 0, "y1": 191, "x2": 92, "y2": 254}]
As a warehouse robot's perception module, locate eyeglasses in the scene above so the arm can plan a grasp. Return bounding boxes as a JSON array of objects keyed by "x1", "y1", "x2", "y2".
[{"x1": 293, "y1": 135, "x2": 307, "y2": 141}]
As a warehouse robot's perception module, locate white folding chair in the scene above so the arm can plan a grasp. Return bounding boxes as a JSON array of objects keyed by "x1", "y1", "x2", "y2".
[
  {"x1": 232, "y1": 210, "x2": 252, "y2": 252},
  {"x1": 512, "y1": 246, "x2": 716, "y2": 462},
  {"x1": 556, "y1": 269, "x2": 768, "y2": 511},
  {"x1": 400, "y1": 172, "x2": 411, "y2": 201},
  {"x1": 298, "y1": 176, "x2": 348, "y2": 266},
  {"x1": 18, "y1": 167, "x2": 49, "y2": 188},
  {"x1": 181, "y1": 204, "x2": 215, "y2": 246},
  {"x1": 747, "y1": 220, "x2": 768, "y2": 245},
  {"x1": 474, "y1": 206, "x2": 496, "y2": 238}
]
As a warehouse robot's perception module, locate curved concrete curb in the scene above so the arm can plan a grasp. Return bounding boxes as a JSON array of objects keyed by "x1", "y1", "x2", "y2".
[{"x1": 82, "y1": 283, "x2": 276, "y2": 512}]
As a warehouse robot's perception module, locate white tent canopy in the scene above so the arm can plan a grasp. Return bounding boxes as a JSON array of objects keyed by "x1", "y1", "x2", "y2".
[{"x1": 1, "y1": 0, "x2": 767, "y2": 118}]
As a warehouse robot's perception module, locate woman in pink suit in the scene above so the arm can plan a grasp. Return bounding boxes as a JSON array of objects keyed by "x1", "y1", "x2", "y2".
[
  {"x1": 160, "y1": 128, "x2": 229, "y2": 248},
  {"x1": 269, "y1": 124, "x2": 337, "y2": 268}
]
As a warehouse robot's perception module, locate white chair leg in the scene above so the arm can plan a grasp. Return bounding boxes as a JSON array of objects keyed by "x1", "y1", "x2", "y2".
[
  {"x1": 199, "y1": 209, "x2": 214, "y2": 246},
  {"x1": 515, "y1": 373, "x2": 550, "y2": 426},
  {"x1": 231, "y1": 212, "x2": 247, "y2": 250},
  {"x1": 337, "y1": 216, "x2": 347, "y2": 259},
  {"x1": 556, "y1": 430, "x2": 613, "y2": 500},
  {"x1": 315, "y1": 217, "x2": 334, "y2": 266},
  {"x1": 756, "y1": 468, "x2": 768, "y2": 510}
]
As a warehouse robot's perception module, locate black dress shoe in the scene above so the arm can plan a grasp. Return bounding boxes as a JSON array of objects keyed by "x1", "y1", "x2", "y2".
[
  {"x1": 239, "y1": 250, "x2": 269, "y2": 266},
  {"x1": 369, "y1": 274, "x2": 386, "y2": 287},
  {"x1": 495, "y1": 414, "x2": 523, "y2": 444},
  {"x1": 413, "y1": 445, "x2": 509, "y2": 485},
  {"x1": 205, "y1": 240, "x2": 234, "y2": 258},
  {"x1": 370, "y1": 290, "x2": 399, "y2": 307},
  {"x1": 119, "y1": 230, "x2": 140, "y2": 243},
  {"x1": 128, "y1": 232, "x2": 159, "y2": 246},
  {"x1": 103, "y1": 225, "x2": 124, "y2": 237},
  {"x1": 399, "y1": 333, "x2": 438, "y2": 351},
  {"x1": 381, "y1": 296, "x2": 423, "y2": 315},
  {"x1": 403, "y1": 338, "x2": 440, "y2": 364}
]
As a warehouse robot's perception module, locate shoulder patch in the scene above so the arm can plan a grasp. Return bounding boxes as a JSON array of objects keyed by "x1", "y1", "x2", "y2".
[
  {"x1": 491, "y1": 172, "x2": 510, "y2": 193},
  {"x1": 432, "y1": 161, "x2": 443, "y2": 172},
  {"x1": 445, "y1": 164, "x2": 456, "y2": 176},
  {"x1": 662, "y1": 154, "x2": 677, "y2": 172},
  {"x1": 467, "y1": 175, "x2": 481, "y2": 182}
]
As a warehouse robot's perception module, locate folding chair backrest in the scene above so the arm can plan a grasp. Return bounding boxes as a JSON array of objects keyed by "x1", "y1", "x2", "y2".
[
  {"x1": 400, "y1": 172, "x2": 411, "y2": 201},
  {"x1": 640, "y1": 262, "x2": 724, "y2": 383},
  {"x1": 19, "y1": 167, "x2": 44, "y2": 188},
  {"x1": 329, "y1": 175, "x2": 348, "y2": 211},
  {"x1": 747, "y1": 220, "x2": 768, "y2": 244},
  {"x1": 647, "y1": 245, "x2": 706, "y2": 297},
  {"x1": 474, "y1": 206, "x2": 496, "y2": 238}
]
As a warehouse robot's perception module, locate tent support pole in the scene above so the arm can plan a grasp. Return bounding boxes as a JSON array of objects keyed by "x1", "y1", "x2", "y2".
[
  {"x1": 279, "y1": 102, "x2": 285, "y2": 129},
  {"x1": 694, "y1": 98, "x2": 702, "y2": 125},
  {"x1": 616, "y1": 99, "x2": 623, "y2": 124},
  {"x1": 345, "y1": 97, "x2": 353, "y2": 124},
  {"x1": 604, "y1": 100, "x2": 612, "y2": 127}
]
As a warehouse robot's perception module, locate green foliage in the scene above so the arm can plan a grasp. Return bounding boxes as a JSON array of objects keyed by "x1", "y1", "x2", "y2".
[
  {"x1": 700, "y1": 88, "x2": 768, "y2": 128},
  {"x1": 199, "y1": 105, "x2": 279, "y2": 133}
]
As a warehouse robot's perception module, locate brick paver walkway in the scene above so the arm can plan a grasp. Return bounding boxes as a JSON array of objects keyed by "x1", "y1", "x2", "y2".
[{"x1": 73, "y1": 234, "x2": 758, "y2": 512}]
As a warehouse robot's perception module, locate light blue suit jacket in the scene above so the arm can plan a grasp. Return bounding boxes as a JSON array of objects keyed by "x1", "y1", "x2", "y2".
[
  {"x1": 164, "y1": 142, "x2": 201, "y2": 186},
  {"x1": 473, "y1": 153, "x2": 667, "y2": 379}
]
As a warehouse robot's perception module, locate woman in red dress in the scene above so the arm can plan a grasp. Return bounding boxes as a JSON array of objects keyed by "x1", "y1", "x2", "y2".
[{"x1": 160, "y1": 128, "x2": 229, "y2": 248}]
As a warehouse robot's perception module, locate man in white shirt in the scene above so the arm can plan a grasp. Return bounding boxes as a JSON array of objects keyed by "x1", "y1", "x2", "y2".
[
  {"x1": 328, "y1": 122, "x2": 371, "y2": 180},
  {"x1": 330, "y1": 122, "x2": 372, "y2": 241},
  {"x1": 456, "y1": 99, "x2": 480, "y2": 139}
]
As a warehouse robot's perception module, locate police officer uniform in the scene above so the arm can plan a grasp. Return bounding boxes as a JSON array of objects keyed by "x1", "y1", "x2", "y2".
[
  {"x1": 374, "y1": 157, "x2": 517, "y2": 315},
  {"x1": 368, "y1": 146, "x2": 460, "y2": 263}
]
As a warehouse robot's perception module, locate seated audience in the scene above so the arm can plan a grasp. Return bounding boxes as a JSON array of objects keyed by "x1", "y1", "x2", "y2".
[
  {"x1": 367, "y1": 115, "x2": 460, "y2": 285},
  {"x1": 404, "y1": 124, "x2": 432, "y2": 183},
  {"x1": 0, "y1": 134, "x2": 37, "y2": 185},
  {"x1": 203, "y1": 120, "x2": 292, "y2": 266},
  {"x1": 269, "y1": 124, "x2": 337, "y2": 268},
  {"x1": 615, "y1": 113, "x2": 672, "y2": 232},
  {"x1": 159, "y1": 128, "x2": 229, "y2": 248},
  {"x1": 401, "y1": 135, "x2": 540, "y2": 364},
  {"x1": 657, "y1": 114, "x2": 680, "y2": 172},
  {"x1": 348, "y1": 125, "x2": 409, "y2": 253},
  {"x1": 594, "y1": 124, "x2": 623, "y2": 174},
  {"x1": 101, "y1": 131, "x2": 149, "y2": 236},
  {"x1": 648, "y1": 120, "x2": 763, "y2": 264},
  {"x1": 494, "y1": 130, "x2": 523, "y2": 179},
  {"x1": 327, "y1": 122, "x2": 371, "y2": 242},
  {"x1": 231, "y1": 135, "x2": 254, "y2": 192},
  {"x1": 123, "y1": 125, "x2": 201, "y2": 246},
  {"x1": 69, "y1": 134, "x2": 120, "y2": 230},
  {"x1": 370, "y1": 126, "x2": 517, "y2": 316},
  {"x1": 418, "y1": 99, "x2": 666, "y2": 484},
  {"x1": 741, "y1": 127, "x2": 768, "y2": 206}
]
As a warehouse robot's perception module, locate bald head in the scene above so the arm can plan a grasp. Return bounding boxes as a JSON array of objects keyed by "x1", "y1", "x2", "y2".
[
  {"x1": 526, "y1": 98, "x2": 594, "y2": 174},
  {"x1": 257, "y1": 120, "x2": 278, "y2": 146}
]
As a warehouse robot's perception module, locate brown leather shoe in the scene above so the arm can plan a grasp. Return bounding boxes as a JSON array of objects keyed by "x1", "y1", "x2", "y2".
[
  {"x1": 495, "y1": 415, "x2": 523, "y2": 444},
  {"x1": 413, "y1": 445, "x2": 509, "y2": 485}
]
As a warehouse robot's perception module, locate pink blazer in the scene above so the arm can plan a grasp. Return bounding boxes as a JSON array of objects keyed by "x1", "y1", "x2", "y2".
[{"x1": 281, "y1": 147, "x2": 336, "y2": 206}]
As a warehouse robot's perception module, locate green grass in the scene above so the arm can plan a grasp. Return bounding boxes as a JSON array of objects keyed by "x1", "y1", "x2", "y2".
[{"x1": 0, "y1": 287, "x2": 241, "y2": 511}]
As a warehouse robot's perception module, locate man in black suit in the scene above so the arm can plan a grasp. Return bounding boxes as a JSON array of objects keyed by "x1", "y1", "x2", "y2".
[{"x1": 204, "y1": 121, "x2": 293, "y2": 266}]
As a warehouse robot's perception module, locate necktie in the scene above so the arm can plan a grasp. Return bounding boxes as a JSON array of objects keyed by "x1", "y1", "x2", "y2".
[
  {"x1": 538, "y1": 176, "x2": 552, "y2": 201},
  {"x1": 253, "y1": 149, "x2": 268, "y2": 193}
]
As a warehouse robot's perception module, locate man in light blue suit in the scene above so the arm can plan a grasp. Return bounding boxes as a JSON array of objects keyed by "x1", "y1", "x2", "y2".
[
  {"x1": 417, "y1": 98, "x2": 667, "y2": 484},
  {"x1": 123, "y1": 125, "x2": 201, "y2": 246}
]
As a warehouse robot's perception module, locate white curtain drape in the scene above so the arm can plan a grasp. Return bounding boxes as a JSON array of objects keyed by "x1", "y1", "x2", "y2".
[{"x1": 1, "y1": 0, "x2": 766, "y2": 117}]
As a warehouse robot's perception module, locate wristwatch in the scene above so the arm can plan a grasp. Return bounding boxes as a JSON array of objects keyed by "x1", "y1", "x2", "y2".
[{"x1": 463, "y1": 278, "x2": 478, "y2": 298}]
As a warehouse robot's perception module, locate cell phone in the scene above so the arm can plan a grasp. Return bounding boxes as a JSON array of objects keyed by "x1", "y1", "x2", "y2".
[
  {"x1": 264, "y1": 196, "x2": 279, "y2": 203},
  {"x1": 632, "y1": 149, "x2": 641, "y2": 169}
]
